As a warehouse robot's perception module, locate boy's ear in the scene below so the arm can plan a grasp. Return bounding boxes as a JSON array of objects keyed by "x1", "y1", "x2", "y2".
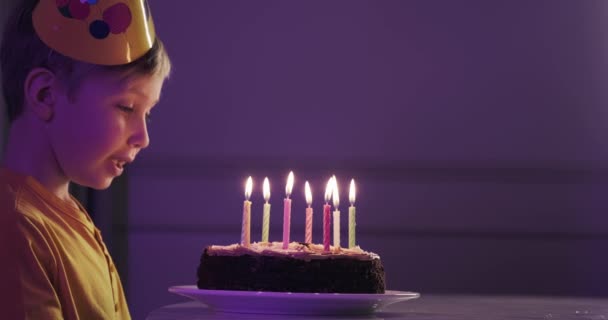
[{"x1": 24, "y1": 68, "x2": 57, "y2": 122}]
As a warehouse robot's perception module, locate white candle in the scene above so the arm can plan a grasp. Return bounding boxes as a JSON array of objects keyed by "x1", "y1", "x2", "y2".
[
  {"x1": 241, "y1": 176, "x2": 253, "y2": 247},
  {"x1": 282, "y1": 171, "x2": 294, "y2": 249},
  {"x1": 262, "y1": 177, "x2": 271, "y2": 243},
  {"x1": 305, "y1": 181, "x2": 313, "y2": 243},
  {"x1": 349, "y1": 179, "x2": 356, "y2": 248},
  {"x1": 332, "y1": 176, "x2": 340, "y2": 248}
]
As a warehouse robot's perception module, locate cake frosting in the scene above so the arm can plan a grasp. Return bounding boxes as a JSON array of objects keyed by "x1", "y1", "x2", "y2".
[{"x1": 206, "y1": 241, "x2": 380, "y2": 261}]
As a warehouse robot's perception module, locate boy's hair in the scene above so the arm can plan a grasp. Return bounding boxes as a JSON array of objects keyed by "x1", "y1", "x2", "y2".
[{"x1": 0, "y1": 0, "x2": 172, "y2": 124}]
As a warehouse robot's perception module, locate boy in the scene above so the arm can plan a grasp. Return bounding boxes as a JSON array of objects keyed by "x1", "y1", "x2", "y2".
[
  {"x1": 0, "y1": 0, "x2": 171, "y2": 318},
  {"x1": 0, "y1": 198, "x2": 25, "y2": 319}
]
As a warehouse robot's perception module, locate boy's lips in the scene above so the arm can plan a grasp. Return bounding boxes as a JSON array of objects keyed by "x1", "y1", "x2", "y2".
[
  {"x1": 112, "y1": 156, "x2": 135, "y2": 165},
  {"x1": 110, "y1": 156, "x2": 134, "y2": 175}
]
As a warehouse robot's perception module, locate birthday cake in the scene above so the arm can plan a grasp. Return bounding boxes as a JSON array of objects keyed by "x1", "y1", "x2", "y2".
[{"x1": 197, "y1": 241, "x2": 385, "y2": 293}]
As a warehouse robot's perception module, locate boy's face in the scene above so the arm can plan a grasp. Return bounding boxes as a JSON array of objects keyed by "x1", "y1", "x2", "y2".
[{"x1": 49, "y1": 70, "x2": 164, "y2": 189}]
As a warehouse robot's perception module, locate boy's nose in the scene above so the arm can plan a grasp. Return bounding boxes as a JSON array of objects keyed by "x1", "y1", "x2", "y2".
[{"x1": 128, "y1": 118, "x2": 150, "y2": 149}]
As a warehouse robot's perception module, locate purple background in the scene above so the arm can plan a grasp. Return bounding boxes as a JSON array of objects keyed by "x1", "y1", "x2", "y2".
[
  {"x1": 2, "y1": 1, "x2": 607, "y2": 319},
  {"x1": 124, "y1": 1, "x2": 608, "y2": 318}
]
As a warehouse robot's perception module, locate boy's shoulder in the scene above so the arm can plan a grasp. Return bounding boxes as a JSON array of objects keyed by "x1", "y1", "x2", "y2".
[
  {"x1": 0, "y1": 168, "x2": 92, "y2": 233},
  {"x1": 0, "y1": 168, "x2": 26, "y2": 213},
  {"x1": 0, "y1": 168, "x2": 53, "y2": 226}
]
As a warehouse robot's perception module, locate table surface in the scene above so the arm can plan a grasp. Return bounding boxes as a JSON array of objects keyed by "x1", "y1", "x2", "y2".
[{"x1": 146, "y1": 294, "x2": 608, "y2": 320}]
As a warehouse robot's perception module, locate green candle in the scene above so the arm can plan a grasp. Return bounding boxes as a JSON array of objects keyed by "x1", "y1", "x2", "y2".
[
  {"x1": 241, "y1": 177, "x2": 253, "y2": 247},
  {"x1": 262, "y1": 177, "x2": 270, "y2": 242}
]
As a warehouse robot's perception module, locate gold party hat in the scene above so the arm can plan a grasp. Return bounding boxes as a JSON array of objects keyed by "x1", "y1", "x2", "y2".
[{"x1": 33, "y1": 0, "x2": 156, "y2": 65}]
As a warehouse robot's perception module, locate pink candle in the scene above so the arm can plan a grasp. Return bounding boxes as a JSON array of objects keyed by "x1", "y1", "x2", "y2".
[
  {"x1": 282, "y1": 171, "x2": 294, "y2": 249},
  {"x1": 323, "y1": 204, "x2": 330, "y2": 251},
  {"x1": 304, "y1": 181, "x2": 313, "y2": 243},
  {"x1": 283, "y1": 198, "x2": 291, "y2": 249},
  {"x1": 323, "y1": 178, "x2": 333, "y2": 252}
]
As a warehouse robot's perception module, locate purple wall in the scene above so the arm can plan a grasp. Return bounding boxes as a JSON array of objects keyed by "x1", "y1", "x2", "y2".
[{"x1": 121, "y1": 1, "x2": 608, "y2": 319}]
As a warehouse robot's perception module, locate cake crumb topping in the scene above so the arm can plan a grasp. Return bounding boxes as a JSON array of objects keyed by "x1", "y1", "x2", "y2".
[{"x1": 207, "y1": 241, "x2": 380, "y2": 261}]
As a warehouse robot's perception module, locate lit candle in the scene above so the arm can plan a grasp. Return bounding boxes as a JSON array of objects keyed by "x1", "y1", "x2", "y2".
[
  {"x1": 241, "y1": 176, "x2": 253, "y2": 247},
  {"x1": 332, "y1": 176, "x2": 340, "y2": 248},
  {"x1": 262, "y1": 177, "x2": 271, "y2": 243},
  {"x1": 349, "y1": 179, "x2": 356, "y2": 248},
  {"x1": 323, "y1": 178, "x2": 333, "y2": 252},
  {"x1": 282, "y1": 171, "x2": 294, "y2": 249},
  {"x1": 304, "y1": 181, "x2": 313, "y2": 243}
]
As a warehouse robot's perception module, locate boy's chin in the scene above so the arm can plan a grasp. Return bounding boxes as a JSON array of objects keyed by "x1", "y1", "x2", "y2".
[
  {"x1": 79, "y1": 177, "x2": 115, "y2": 190},
  {"x1": 93, "y1": 178, "x2": 115, "y2": 190}
]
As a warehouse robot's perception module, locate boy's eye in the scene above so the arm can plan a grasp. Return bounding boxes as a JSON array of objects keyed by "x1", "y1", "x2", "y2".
[{"x1": 118, "y1": 105, "x2": 134, "y2": 113}]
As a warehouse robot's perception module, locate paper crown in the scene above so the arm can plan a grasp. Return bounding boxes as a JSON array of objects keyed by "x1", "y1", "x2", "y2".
[{"x1": 33, "y1": 0, "x2": 156, "y2": 65}]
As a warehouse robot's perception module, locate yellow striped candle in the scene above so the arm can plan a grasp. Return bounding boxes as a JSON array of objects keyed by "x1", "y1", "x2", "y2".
[
  {"x1": 332, "y1": 176, "x2": 340, "y2": 248},
  {"x1": 349, "y1": 179, "x2": 356, "y2": 248}
]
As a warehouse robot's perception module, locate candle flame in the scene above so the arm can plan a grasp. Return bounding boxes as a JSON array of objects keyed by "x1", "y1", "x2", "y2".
[
  {"x1": 245, "y1": 176, "x2": 253, "y2": 200},
  {"x1": 305, "y1": 181, "x2": 312, "y2": 205},
  {"x1": 349, "y1": 179, "x2": 356, "y2": 205},
  {"x1": 324, "y1": 177, "x2": 333, "y2": 203},
  {"x1": 263, "y1": 177, "x2": 270, "y2": 202},
  {"x1": 285, "y1": 171, "x2": 294, "y2": 197},
  {"x1": 332, "y1": 175, "x2": 339, "y2": 208}
]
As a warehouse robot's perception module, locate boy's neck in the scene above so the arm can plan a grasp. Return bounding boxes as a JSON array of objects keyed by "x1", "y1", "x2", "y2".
[{"x1": 2, "y1": 116, "x2": 72, "y2": 203}]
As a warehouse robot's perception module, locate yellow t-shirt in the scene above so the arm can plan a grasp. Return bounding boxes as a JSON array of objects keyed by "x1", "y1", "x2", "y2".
[{"x1": 0, "y1": 168, "x2": 131, "y2": 320}]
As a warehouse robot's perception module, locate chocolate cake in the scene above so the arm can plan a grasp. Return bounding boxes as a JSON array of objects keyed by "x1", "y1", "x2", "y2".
[{"x1": 197, "y1": 241, "x2": 385, "y2": 293}]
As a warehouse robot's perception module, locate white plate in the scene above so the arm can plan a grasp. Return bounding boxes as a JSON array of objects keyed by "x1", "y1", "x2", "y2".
[{"x1": 168, "y1": 285, "x2": 420, "y2": 315}]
